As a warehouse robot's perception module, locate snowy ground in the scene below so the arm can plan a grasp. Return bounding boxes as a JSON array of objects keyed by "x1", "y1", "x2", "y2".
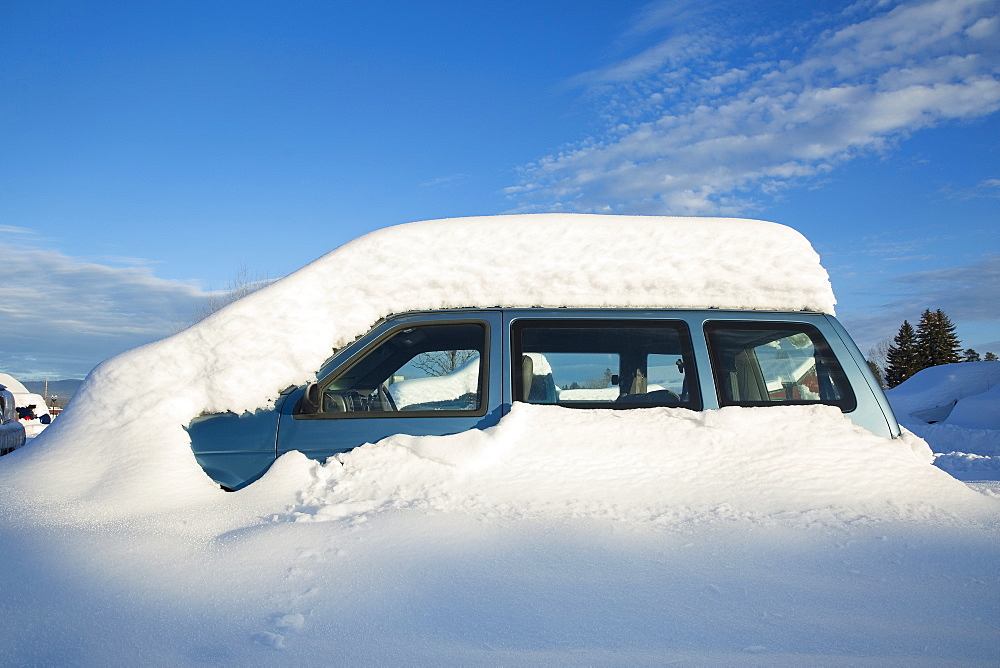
[
  {"x1": 2, "y1": 404, "x2": 998, "y2": 665},
  {"x1": 1, "y1": 217, "x2": 998, "y2": 664}
]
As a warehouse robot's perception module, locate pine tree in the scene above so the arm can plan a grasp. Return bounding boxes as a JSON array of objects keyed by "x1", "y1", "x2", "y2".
[
  {"x1": 934, "y1": 309, "x2": 962, "y2": 364},
  {"x1": 914, "y1": 309, "x2": 937, "y2": 368},
  {"x1": 985, "y1": 352, "x2": 998, "y2": 362},
  {"x1": 915, "y1": 308, "x2": 962, "y2": 368},
  {"x1": 963, "y1": 348, "x2": 981, "y2": 362},
  {"x1": 884, "y1": 320, "x2": 921, "y2": 388}
]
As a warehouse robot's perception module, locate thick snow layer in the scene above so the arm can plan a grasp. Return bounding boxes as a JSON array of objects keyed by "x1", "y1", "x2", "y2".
[
  {"x1": 887, "y1": 361, "x2": 1000, "y2": 426},
  {"x1": 272, "y1": 404, "x2": 985, "y2": 524},
  {"x1": 0, "y1": 372, "x2": 28, "y2": 394},
  {"x1": 887, "y1": 362, "x2": 1000, "y2": 480},
  {"x1": 1, "y1": 215, "x2": 997, "y2": 663},
  {"x1": 948, "y1": 381, "x2": 1000, "y2": 430}
]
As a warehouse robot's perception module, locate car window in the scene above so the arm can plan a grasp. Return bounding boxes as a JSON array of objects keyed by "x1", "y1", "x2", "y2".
[
  {"x1": 512, "y1": 320, "x2": 701, "y2": 409},
  {"x1": 319, "y1": 322, "x2": 487, "y2": 414},
  {"x1": 704, "y1": 321, "x2": 856, "y2": 411}
]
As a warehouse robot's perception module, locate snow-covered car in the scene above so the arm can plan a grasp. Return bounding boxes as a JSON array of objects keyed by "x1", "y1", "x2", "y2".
[
  {"x1": 0, "y1": 373, "x2": 53, "y2": 438},
  {"x1": 185, "y1": 215, "x2": 900, "y2": 491},
  {"x1": 0, "y1": 384, "x2": 27, "y2": 456}
]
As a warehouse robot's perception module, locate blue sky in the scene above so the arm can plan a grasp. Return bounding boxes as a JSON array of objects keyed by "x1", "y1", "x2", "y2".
[{"x1": 2, "y1": 0, "x2": 998, "y2": 380}]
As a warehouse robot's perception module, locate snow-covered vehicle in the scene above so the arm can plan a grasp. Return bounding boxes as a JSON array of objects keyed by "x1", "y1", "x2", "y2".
[
  {"x1": 186, "y1": 215, "x2": 900, "y2": 490},
  {"x1": 0, "y1": 373, "x2": 53, "y2": 438},
  {"x1": 0, "y1": 384, "x2": 27, "y2": 456}
]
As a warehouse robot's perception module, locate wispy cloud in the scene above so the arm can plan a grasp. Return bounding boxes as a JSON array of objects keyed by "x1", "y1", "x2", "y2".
[
  {"x1": 0, "y1": 225, "x2": 37, "y2": 236},
  {"x1": 888, "y1": 253, "x2": 1000, "y2": 320},
  {"x1": 507, "y1": 0, "x2": 1000, "y2": 214},
  {"x1": 940, "y1": 177, "x2": 1000, "y2": 199},
  {"x1": 0, "y1": 243, "x2": 213, "y2": 379},
  {"x1": 421, "y1": 174, "x2": 470, "y2": 188},
  {"x1": 838, "y1": 252, "x2": 1000, "y2": 349}
]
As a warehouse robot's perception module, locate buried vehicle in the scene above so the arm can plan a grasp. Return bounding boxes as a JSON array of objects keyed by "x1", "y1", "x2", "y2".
[
  {"x1": 0, "y1": 384, "x2": 27, "y2": 456},
  {"x1": 186, "y1": 215, "x2": 900, "y2": 490},
  {"x1": 0, "y1": 373, "x2": 53, "y2": 438}
]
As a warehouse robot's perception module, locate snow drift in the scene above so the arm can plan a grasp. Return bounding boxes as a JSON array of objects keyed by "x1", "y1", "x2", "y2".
[
  {"x1": 887, "y1": 362, "x2": 1000, "y2": 480},
  {"x1": 270, "y1": 403, "x2": 989, "y2": 526},
  {"x1": 887, "y1": 361, "x2": 1000, "y2": 429}
]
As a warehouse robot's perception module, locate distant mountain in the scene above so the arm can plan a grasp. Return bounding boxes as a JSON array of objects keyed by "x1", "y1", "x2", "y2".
[{"x1": 22, "y1": 379, "x2": 84, "y2": 406}]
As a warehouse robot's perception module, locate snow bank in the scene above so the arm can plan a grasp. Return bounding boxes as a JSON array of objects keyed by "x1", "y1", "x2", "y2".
[
  {"x1": 2, "y1": 401, "x2": 997, "y2": 664},
  {"x1": 887, "y1": 361, "x2": 1000, "y2": 426},
  {"x1": 887, "y1": 362, "x2": 1000, "y2": 480},
  {"x1": 947, "y1": 380, "x2": 1000, "y2": 430},
  {"x1": 269, "y1": 403, "x2": 991, "y2": 525}
]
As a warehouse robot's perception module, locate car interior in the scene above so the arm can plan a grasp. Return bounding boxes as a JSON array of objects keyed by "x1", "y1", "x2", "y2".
[{"x1": 513, "y1": 320, "x2": 702, "y2": 410}]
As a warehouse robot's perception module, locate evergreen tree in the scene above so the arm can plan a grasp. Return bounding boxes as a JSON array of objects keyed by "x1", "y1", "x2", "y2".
[
  {"x1": 915, "y1": 308, "x2": 962, "y2": 368},
  {"x1": 985, "y1": 352, "x2": 998, "y2": 362},
  {"x1": 963, "y1": 348, "x2": 981, "y2": 362},
  {"x1": 884, "y1": 320, "x2": 921, "y2": 388}
]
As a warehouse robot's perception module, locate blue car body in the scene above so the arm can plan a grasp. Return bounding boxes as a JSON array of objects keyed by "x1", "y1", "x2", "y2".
[{"x1": 188, "y1": 308, "x2": 900, "y2": 490}]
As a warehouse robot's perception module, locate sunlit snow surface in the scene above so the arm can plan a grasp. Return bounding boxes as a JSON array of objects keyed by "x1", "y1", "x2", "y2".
[
  {"x1": 887, "y1": 361, "x2": 1000, "y2": 481},
  {"x1": 1, "y1": 216, "x2": 998, "y2": 664}
]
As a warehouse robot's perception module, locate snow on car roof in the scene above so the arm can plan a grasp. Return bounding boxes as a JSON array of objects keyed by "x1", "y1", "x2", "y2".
[
  {"x1": 109, "y1": 214, "x2": 836, "y2": 414},
  {"x1": 0, "y1": 373, "x2": 29, "y2": 395},
  {"x1": 332, "y1": 214, "x2": 836, "y2": 314}
]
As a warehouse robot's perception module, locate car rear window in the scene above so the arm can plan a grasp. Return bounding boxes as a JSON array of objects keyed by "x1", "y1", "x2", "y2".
[{"x1": 704, "y1": 321, "x2": 856, "y2": 412}]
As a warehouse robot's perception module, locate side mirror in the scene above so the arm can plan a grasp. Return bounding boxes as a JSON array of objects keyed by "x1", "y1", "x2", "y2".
[{"x1": 297, "y1": 383, "x2": 321, "y2": 414}]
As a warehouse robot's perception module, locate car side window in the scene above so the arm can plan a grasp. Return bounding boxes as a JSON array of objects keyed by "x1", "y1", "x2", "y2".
[
  {"x1": 704, "y1": 321, "x2": 857, "y2": 412},
  {"x1": 512, "y1": 319, "x2": 701, "y2": 410},
  {"x1": 317, "y1": 322, "x2": 487, "y2": 415}
]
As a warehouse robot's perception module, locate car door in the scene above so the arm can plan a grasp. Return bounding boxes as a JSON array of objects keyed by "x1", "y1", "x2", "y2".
[{"x1": 276, "y1": 311, "x2": 503, "y2": 461}]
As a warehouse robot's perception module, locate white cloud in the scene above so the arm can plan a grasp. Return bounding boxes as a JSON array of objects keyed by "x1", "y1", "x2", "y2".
[
  {"x1": 508, "y1": 0, "x2": 1000, "y2": 214},
  {"x1": 0, "y1": 243, "x2": 214, "y2": 379}
]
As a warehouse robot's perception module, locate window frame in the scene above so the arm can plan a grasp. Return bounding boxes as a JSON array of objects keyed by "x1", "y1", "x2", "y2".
[
  {"x1": 295, "y1": 319, "x2": 492, "y2": 420},
  {"x1": 704, "y1": 320, "x2": 857, "y2": 412},
  {"x1": 510, "y1": 318, "x2": 702, "y2": 410}
]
